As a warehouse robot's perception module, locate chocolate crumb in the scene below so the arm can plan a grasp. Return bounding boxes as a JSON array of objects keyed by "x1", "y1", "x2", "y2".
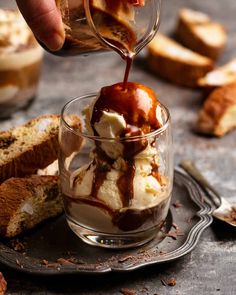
[
  {"x1": 200, "y1": 195, "x2": 205, "y2": 203},
  {"x1": 57, "y1": 258, "x2": 75, "y2": 266},
  {"x1": 10, "y1": 239, "x2": 26, "y2": 252},
  {"x1": 172, "y1": 223, "x2": 179, "y2": 230},
  {"x1": 15, "y1": 259, "x2": 20, "y2": 266},
  {"x1": 140, "y1": 286, "x2": 149, "y2": 293},
  {"x1": 120, "y1": 288, "x2": 136, "y2": 295},
  {"x1": 41, "y1": 259, "x2": 49, "y2": 266},
  {"x1": 166, "y1": 231, "x2": 178, "y2": 240},
  {"x1": 118, "y1": 255, "x2": 133, "y2": 263},
  {"x1": 161, "y1": 277, "x2": 176, "y2": 286},
  {"x1": 167, "y1": 228, "x2": 184, "y2": 240},
  {"x1": 173, "y1": 201, "x2": 182, "y2": 208},
  {"x1": 0, "y1": 272, "x2": 7, "y2": 295},
  {"x1": 166, "y1": 278, "x2": 177, "y2": 286},
  {"x1": 185, "y1": 217, "x2": 193, "y2": 224}
]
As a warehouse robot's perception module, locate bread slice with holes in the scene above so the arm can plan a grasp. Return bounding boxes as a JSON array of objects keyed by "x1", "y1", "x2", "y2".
[
  {"x1": 0, "y1": 115, "x2": 60, "y2": 184},
  {"x1": 0, "y1": 175, "x2": 63, "y2": 238},
  {"x1": 176, "y1": 8, "x2": 227, "y2": 60},
  {"x1": 198, "y1": 58, "x2": 236, "y2": 88},
  {"x1": 197, "y1": 82, "x2": 236, "y2": 136},
  {"x1": 147, "y1": 33, "x2": 214, "y2": 87}
]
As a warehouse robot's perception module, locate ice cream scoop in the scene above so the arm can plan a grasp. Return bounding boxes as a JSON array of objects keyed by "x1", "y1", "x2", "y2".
[{"x1": 69, "y1": 82, "x2": 170, "y2": 232}]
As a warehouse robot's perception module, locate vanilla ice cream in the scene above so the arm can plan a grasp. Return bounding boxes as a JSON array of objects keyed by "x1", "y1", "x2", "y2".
[
  {"x1": 64, "y1": 82, "x2": 171, "y2": 233},
  {"x1": 0, "y1": 9, "x2": 43, "y2": 117}
]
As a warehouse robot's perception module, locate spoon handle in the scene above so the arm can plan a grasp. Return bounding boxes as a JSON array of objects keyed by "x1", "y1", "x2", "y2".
[{"x1": 180, "y1": 160, "x2": 221, "y2": 206}]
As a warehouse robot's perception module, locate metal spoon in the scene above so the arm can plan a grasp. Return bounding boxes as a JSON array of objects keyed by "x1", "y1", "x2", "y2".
[{"x1": 180, "y1": 160, "x2": 236, "y2": 227}]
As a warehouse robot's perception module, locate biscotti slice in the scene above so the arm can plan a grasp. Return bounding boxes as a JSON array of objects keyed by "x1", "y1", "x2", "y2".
[
  {"x1": 198, "y1": 58, "x2": 236, "y2": 88},
  {"x1": 0, "y1": 272, "x2": 7, "y2": 295},
  {"x1": 0, "y1": 175, "x2": 63, "y2": 238},
  {"x1": 176, "y1": 8, "x2": 227, "y2": 60},
  {"x1": 147, "y1": 33, "x2": 214, "y2": 87},
  {"x1": 197, "y1": 82, "x2": 236, "y2": 136},
  {"x1": 0, "y1": 115, "x2": 60, "y2": 184}
]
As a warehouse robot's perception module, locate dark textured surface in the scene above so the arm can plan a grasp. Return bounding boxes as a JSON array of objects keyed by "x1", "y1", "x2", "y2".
[
  {"x1": 0, "y1": 0, "x2": 236, "y2": 294},
  {"x1": 0, "y1": 171, "x2": 213, "y2": 275}
]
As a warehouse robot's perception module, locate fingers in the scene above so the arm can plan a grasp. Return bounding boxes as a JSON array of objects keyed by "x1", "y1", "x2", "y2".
[{"x1": 16, "y1": 0, "x2": 65, "y2": 51}]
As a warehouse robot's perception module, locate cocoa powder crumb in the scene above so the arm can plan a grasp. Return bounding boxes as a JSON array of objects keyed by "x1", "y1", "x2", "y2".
[
  {"x1": 0, "y1": 273, "x2": 7, "y2": 295},
  {"x1": 120, "y1": 288, "x2": 137, "y2": 295}
]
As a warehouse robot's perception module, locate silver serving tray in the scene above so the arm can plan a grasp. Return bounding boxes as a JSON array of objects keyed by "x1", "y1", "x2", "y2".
[{"x1": 0, "y1": 170, "x2": 213, "y2": 275}]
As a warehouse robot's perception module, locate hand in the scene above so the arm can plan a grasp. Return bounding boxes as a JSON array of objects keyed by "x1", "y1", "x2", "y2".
[{"x1": 16, "y1": 0, "x2": 65, "y2": 51}]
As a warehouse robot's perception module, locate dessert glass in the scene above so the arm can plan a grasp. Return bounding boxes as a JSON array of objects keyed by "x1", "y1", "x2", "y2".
[
  {"x1": 59, "y1": 93, "x2": 173, "y2": 248},
  {"x1": 0, "y1": 9, "x2": 43, "y2": 118}
]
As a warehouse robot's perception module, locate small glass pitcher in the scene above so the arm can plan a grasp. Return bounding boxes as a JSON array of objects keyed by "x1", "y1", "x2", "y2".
[{"x1": 52, "y1": 0, "x2": 161, "y2": 58}]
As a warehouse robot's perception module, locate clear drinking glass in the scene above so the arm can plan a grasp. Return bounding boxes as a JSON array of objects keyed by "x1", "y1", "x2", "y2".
[
  {"x1": 59, "y1": 93, "x2": 173, "y2": 249},
  {"x1": 52, "y1": 0, "x2": 161, "y2": 57}
]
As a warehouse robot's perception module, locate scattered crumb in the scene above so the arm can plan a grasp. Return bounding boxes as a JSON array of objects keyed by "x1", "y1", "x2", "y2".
[
  {"x1": 161, "y1": 278, "x2": 177, "y2": 287},
  {"x1": 10, "y1": 239, "x2": 26, "y2": 252},
  {"x1": 173, "y1": 201, "x2": 183, "y2": 208},
  {"x1": 200, "y1": 195, "x2": 205, "y2": 203},
  {"x1": 41, "y1": 257, "x2": 85, "y2": 268},
  {"x1": 118, "y1": 255, "x2": 133, "y2": 263},
  {"x1": 41, "y1": 259, "x2": 49, "y2": 266},
  {"x1": 166, "y1": 278, "x2": 177, "y2": 286},
  {"x1": 140, "y1": 286, "x2": 149, "y2": 293},
  {"x1": 159, "y1": 250, "x2": 167, "y2": 255},
  {"x1": 185, "y1": 217, "x2": 193, "y2": 224},
  {"x1": 120, "y1": 288, "x2": 137, "y2": 295},
  {"x1": 172, "y1": 223, "x2": 179, "y2": 230},
  {"x1": 0, "y1": 273, "x2": 7, "y2": 295},
  {"x1": 57, "y1": 258, "x2": 75, "y2": 266},
  {"x1": 15, "y1": 258, "x2": 24, "y2": 268}
]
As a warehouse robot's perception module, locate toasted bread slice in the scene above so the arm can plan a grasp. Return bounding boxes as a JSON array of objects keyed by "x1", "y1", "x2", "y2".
[
  {"x1": 0, "y1": 115, "x2": 60, "y2": 184},
  {"x1": 198, "y1": 58, "x2": 236, "y2": 88},
  {"x1": 0, "y1": 175, "x2": 63, "y2": 238},
  {"x1": 197, "y1": 82, "x2": 236, "y2": 136},
  {"x1": 176, "y1": 8, "x2": 227, "y2": 60},
  {"x1": 147, "y1": 33, "x2": 214, "y2": 87}
]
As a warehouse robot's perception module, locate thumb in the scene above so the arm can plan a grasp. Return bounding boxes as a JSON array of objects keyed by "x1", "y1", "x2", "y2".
[{"x1": 16, "y1": 0, "x2": 65, "y2": 51}]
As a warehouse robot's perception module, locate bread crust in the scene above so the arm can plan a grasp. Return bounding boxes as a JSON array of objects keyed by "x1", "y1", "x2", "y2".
[
  {"x1": 0, "y1": 175, "x2": 62, "y2": 237},
  {"x1": 148, "y1": 34, "x2": 214, "y2": 87},
  {"x1": 198, "y1": 59, "x2": 236, "y2": 88},
  {"x1": 197, "y1": 82, "x2": 236, "y2": 136},
  {"x1": 0, "y1": 115, "x2": 60, "y2": 183},
  {"x1": 176, "y1": 8, "x2": 227, "y2": 60}
]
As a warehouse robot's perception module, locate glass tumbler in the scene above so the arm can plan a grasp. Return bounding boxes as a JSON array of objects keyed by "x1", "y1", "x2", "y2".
[{"x1": 59, "y1": 93, "x2": 173, "y2": 249}]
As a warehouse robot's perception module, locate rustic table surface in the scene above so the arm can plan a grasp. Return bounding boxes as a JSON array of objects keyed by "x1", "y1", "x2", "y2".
[{"x1": 1, "y1": 0, "x2": 236, "y2": 294}]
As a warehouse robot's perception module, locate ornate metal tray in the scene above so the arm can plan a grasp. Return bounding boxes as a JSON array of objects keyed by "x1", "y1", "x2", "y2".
[{"x1": 0, "y1": 170, "x2": 213, "y2": 275}]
